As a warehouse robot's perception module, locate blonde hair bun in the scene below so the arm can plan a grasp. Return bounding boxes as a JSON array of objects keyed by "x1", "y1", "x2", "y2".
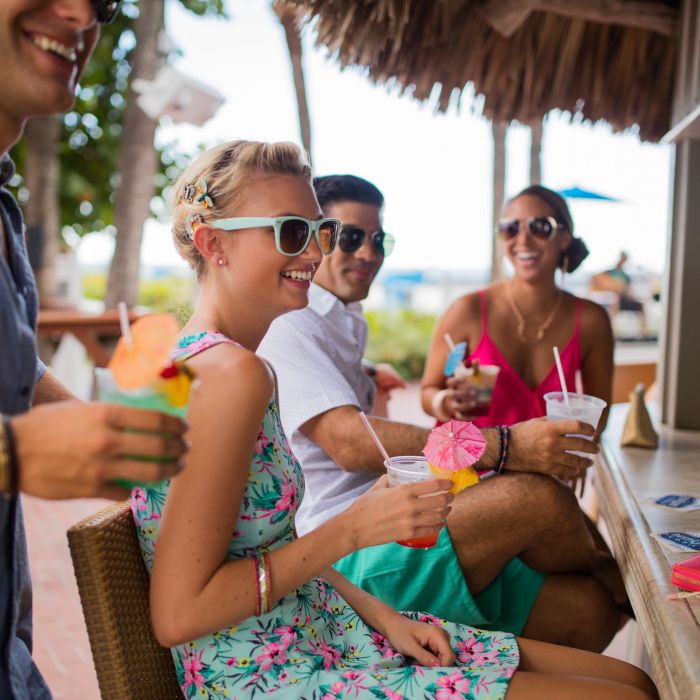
[{"x1": 170, "y1": 140, "x2": 312, "y2": 276}]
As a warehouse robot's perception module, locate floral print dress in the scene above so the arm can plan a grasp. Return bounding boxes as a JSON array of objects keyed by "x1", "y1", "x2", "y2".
[{"x1": 132, "y1": 331, "x2": 520, "y2": 699}]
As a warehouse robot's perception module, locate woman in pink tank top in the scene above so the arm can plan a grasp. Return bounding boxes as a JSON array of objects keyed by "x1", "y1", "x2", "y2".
[{"x1": 421, "y1": 185, "x2": 613, "y2": 431}]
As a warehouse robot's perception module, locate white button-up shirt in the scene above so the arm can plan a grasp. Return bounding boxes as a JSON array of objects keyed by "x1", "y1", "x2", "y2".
[{"x1": 258, "y1": 284, "x2": 377, "y2": 534}]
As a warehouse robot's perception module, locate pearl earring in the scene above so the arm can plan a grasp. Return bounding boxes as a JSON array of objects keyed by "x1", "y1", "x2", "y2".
[{"x1": 217, "y1": 258, "x2": 225, "y2": 266}]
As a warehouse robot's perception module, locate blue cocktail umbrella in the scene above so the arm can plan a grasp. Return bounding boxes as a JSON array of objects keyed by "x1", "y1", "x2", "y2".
[{"x1": 558, "y1": 186, "x2": 620, "y2": 202}]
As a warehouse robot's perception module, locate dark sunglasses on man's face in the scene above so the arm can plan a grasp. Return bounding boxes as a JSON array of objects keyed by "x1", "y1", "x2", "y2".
[
  {"x1": 92, "y1": 0, "x2": 121, "y2": 24},
  {"x1": 496, "y1": 216, "x2": 561, "y2": 241},
  {"x1": 338, "y1": 226, "x2": 395, "y2": 257}
]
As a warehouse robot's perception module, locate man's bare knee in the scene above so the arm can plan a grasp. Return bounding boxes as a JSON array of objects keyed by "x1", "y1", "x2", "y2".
[
  {"x1": 500, "y1": 473, "x2": 580, "y2": 528},
  {"x1": 576, "y1": 577, "x2": 621, "y2": 651},
  {"x1": 523, "y1": 575, "x2": 620, "y2": 652},
  {"x1": 532, "y1": 474, "x2": 578, "y2": 514}
]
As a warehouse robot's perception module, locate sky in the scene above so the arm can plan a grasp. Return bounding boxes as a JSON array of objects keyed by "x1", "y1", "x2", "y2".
[{"x1": 78, "y1": 0, "x2": 673, "y2": 277}]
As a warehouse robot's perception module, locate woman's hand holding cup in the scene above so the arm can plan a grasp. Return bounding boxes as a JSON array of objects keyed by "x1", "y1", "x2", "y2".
[
  {"x1": 345, "y1": 474, "x2": 453, "y2": 551},
  {"x1": 443, "y1": 376, "x2": 479, "y2": 420}
]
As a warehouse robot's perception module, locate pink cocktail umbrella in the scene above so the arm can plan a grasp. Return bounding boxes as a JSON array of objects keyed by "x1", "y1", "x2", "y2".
[{"x1": 423, "y1": 420, "x2": 486, "y2": 471}]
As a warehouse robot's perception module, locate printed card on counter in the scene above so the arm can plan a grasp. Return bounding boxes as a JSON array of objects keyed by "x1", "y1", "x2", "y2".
[
  {"x1": 644, "y1": 494, "x2": 700, "y2": 512},
  {"x1": 652, "y1": 531, "x2": 700, "y2": 552}
]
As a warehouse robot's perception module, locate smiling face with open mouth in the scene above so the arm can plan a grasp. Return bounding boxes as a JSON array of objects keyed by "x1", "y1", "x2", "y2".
[
  {"x1": 502, "y1": 194, "x2": 572, "y2": 283},
  {"x1": 0, "y1": 1, "x2": 99, "y2": 132},
  {"x1": 204, "y1": 174, "x2": 325, "y2": 321}
]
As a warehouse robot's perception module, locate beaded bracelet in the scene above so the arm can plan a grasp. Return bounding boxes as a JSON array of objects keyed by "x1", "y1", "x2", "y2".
[
  {"x1": 0, "y1": 416, "x2": 18, "y2": 496},
  {"x1": 494, "y1": 425, "x2": 511, "y2": 474}
]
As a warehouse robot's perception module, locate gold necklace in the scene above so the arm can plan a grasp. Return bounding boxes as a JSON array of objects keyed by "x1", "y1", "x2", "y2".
[{"x1": 506, "y1": 283, "x2": 562, "y2": 342}]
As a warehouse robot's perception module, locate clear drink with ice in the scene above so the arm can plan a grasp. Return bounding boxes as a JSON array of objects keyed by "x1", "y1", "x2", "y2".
[
  {"x1": 544, "y1": 391, "x2": 607, "y2": 457},
  {"x1": 385, "y1": 456, "x2": 441, "y2": 549}
]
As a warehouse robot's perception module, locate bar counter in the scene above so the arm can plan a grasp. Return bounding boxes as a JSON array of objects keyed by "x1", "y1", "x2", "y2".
[{"x1": 595, "y1": 404, "x2": 700, "y2": 700}]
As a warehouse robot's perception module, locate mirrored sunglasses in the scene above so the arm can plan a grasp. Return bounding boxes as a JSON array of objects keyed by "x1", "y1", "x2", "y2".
[
  {"x1": 338, "y1": 226, "x2": 395, "y2": 257},
  {"x1": 92, "y1": 0, "x2": 121, "y2": 24},
  {"x1": 210, "y1": 216, "x2": 340, "y2": 256},
  {"x1": 497, "y1": 216, "x2": 560, "y2": 241}
]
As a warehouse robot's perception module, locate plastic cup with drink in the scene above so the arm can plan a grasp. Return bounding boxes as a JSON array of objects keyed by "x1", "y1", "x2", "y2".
[
  {"x1": 443, "y1": 334, "x2": 500, "y2": 418},
  {"x1": 385, "y1": 456, "x2": 443, "y2": 549},
  {"x1": 95, "y1": 366, "x2": 190, "y2": 420},
  {"x1": 453, "y1": 360, "x2": 501, "y2": 417},
  {"x1": 543, "y1": 391, "x2": 607, "y2": 457},
  {"x1": 98, "y1": 310, "x2": 195, "y2": 489},
  {"x1": 545, "y1": 346, "x2": 607, "y2": 458},
  {"x1": 357, "y1": 412, "x2": 448, "y2": 550}
]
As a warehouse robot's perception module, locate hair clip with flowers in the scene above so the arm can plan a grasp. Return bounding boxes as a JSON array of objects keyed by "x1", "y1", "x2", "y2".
[
  {"x1": 181, "y1": 182, "x2": 197, "y2": 204},
  {"x1": 195, "y1": 178, "x2": 213, "y2": 209},
  {"x1": 186, "y1": 213, "x2": 203, "y2": 240}
]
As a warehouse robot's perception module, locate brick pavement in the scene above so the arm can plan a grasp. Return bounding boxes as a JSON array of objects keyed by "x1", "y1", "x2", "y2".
[{"x1": 24, "y1": 495, "x2": 107, "y2": 699}]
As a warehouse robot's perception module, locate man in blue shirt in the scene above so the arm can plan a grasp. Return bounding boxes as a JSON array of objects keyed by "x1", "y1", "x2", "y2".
[{"x1": 0, "y1": 2, "x2": 189, "y2": 697}]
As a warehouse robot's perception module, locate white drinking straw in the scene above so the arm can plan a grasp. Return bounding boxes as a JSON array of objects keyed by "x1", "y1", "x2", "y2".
[
  {"x1": 444, "y1": 333, "x2": 456, "y2": 352},
  {"x1": 358, "y1": 411, "x2": 392, "y2": 465},
  {"x1": 552, "y1": 345, "x2": 570, "y2": 407},
  {"x1": 118, "y1": 301, "x2": 133, "y2": 349}
]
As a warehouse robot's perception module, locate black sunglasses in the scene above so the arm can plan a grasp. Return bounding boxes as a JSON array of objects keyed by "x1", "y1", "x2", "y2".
[
  {"x1": 338, "y1": 226, "x2": 395, "y2": 257},
  {"x1": 496, "y1": 216, "x2": 561, "y2": 241},
  {"x1": 92, "y1": 0, "x2": 121, "y2": 24}
]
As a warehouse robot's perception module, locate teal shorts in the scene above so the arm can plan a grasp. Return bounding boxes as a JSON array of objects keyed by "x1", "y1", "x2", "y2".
[{"x1": 333, "y1": 527, "x2": 545, "y2": 634}]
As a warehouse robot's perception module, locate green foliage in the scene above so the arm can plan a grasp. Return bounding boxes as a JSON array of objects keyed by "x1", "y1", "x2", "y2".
[
  {"x1": 82, "y1": 273, "x2": 194, "y2": 326},
  {"x1": 81, "y1": 273, "x2": 108, "y2": 301},
  {"x1": 179, "y1": 0, "x2": 227, "y2": 15},
  {"x1": 364, "y1": 310, "x2": 437, "y2": 379},
  {"x1": 138, "y1": 276, "x2": 195, "y2": 325},
  {"x1": 9, "y1": 0, "x2": 226, "y2": 237}
]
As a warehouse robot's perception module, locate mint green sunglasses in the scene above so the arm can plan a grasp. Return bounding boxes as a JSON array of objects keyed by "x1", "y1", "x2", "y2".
[{"x1": 210, "y1": 216, "x2": 340, "y2": 256}]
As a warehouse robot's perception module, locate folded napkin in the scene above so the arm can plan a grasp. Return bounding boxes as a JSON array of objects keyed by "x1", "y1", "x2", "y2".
[{"x1": 621, "y1": 383, "x2": 658, "y2": 449}]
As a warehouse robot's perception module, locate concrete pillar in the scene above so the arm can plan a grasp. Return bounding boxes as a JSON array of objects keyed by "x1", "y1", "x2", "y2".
[{"x1": 660, "y1": 138, "x2": 700, "y2": 428}]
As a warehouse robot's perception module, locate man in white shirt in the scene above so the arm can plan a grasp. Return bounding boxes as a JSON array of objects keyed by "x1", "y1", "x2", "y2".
[{"x1": 259, "y1": 175, "x2": 624, "y2": 652}]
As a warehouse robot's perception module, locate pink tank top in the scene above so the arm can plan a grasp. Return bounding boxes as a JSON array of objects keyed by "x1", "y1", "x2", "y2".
[{"x1": 468, "y1": 291, "x2": 583, "y2": 427}]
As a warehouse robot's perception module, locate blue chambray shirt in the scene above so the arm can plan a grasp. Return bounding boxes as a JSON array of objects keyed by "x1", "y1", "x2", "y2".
[{"x1": 0, "y1": 155, "x2": 50, "y2": 699}]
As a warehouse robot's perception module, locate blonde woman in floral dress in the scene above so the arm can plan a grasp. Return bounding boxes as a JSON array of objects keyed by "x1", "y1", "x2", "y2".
[{"x1": 132, "y1": 140, "x2": 655, "y2": 700}]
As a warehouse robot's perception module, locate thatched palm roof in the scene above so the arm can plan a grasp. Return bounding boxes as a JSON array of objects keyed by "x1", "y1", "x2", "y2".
[{"x1": 287, "y1": 0, "x2": 678, "y2": 142}]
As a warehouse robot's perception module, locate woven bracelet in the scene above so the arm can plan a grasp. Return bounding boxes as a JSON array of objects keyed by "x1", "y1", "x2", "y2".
[{"x1": 494, "y1": 426, "x2": 511, "y2": 474}]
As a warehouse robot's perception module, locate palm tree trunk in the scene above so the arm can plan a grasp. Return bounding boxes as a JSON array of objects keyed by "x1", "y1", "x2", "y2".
[
  {"x1": 23, "y1": 116, "x2": 61, "y2": 301},
  {"x1": 491, "y1": 120, "x2": 507, "y2": 282},
  {"x1": 273, "y1": 1, "x2": 313, "y2": 162},
  {"x1": 104, "y1": 0, "x2": 164, "y2": 309},
  {"x1": 529, "y1": 118, "x2": 543, "y2": 184}
]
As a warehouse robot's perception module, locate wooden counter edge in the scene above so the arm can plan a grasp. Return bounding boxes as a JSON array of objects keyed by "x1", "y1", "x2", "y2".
[{"x1": 594, "y1": 446, "x2": 700, "y2": 700}]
